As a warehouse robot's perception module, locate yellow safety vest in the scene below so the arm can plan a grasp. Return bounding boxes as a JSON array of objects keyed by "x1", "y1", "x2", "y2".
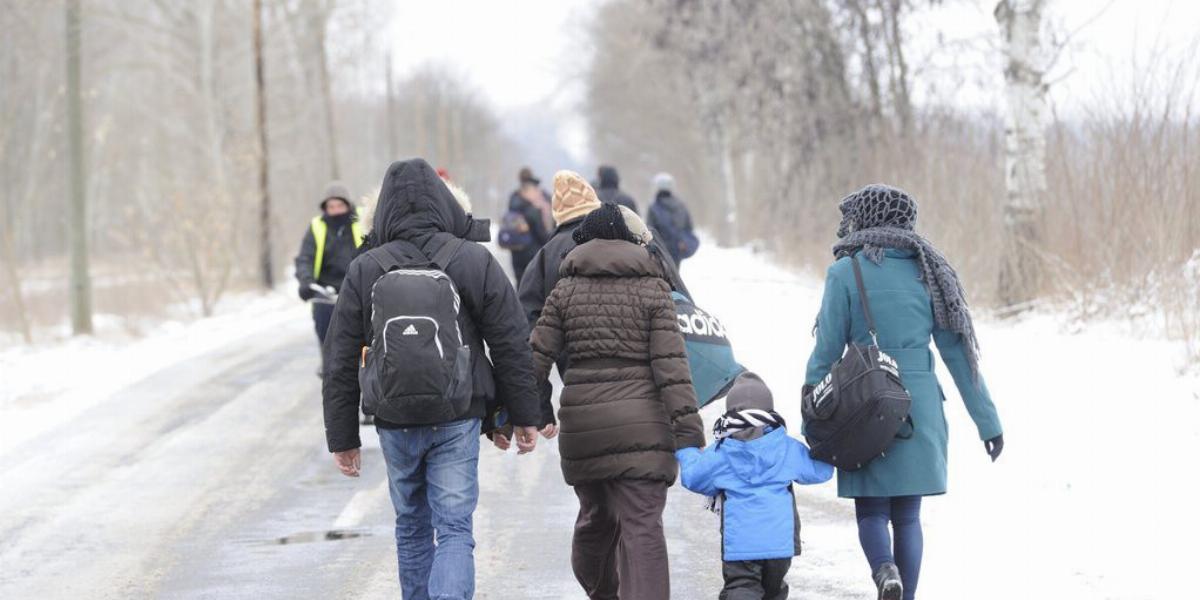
[{"x1": 311, "y1": 209, "x2": 364, "y2": 279}]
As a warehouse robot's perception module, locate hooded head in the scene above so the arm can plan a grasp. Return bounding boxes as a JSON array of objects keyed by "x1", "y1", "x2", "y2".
[
  {"x1": 597, "y1": 165, "x2": 620, "y2": 190},
  {"x1": 836, "y1": 183, "x2": 918, "y2": 238},
  {"x1": 619, "y1": 205, "x2": 652, "y2": 245},
  {"x1": 572, "y1": 202, "x2": 639, "y2": 246},
  {"x1": 371, "y1": 158, "x2": 473, "y2": 246},
  {"x1": 552, "y1": 170, "x2": 601, "y2": 225},
  {"x1": 320, "y1": 181, "x2": 352, "y2": 212},
  {"x1": 652, "y1": 172, "x2": 675, "y2": 194}
]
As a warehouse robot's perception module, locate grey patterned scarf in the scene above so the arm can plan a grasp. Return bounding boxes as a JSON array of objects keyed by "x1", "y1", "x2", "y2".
[{"x1": 831, "y1": 184, "x2": 980, "y2": 377}]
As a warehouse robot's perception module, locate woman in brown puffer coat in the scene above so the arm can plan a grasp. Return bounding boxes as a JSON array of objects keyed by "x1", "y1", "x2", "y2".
[{"x1": 531, "y1": 200, "x2": 705, "y2": 600}]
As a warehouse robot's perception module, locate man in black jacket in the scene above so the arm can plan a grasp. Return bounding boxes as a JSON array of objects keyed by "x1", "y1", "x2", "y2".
[
  {"x1": 505, "y1": 167, "x2": 552, "y2": 282},
  {"x1": 294, "y1": 181, "x2": 362, "y2": 367},
  {"x1": 646, "y1": 172, "x2": 697, "y2": 265},
  {"x1": 322, "y1": 159, "x2": 543, "y2": 599},
  {"x1": 595, "y1": 165, "x2": 638, "y2": 214}
]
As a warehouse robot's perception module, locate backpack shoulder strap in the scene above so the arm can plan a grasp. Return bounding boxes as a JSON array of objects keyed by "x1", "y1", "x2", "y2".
[
  {"x1": 364, "y1": 240, "x2": 424, "y2": 273},
  {"x1": 850, "y1": 254, "x2": 879, "y2": 346},
  {"x1": 364, "y1": 247, "x2": 400, "y2": 273},
  {"x1": 430, "y1": 236, "x2": 466, "y2": 271}
]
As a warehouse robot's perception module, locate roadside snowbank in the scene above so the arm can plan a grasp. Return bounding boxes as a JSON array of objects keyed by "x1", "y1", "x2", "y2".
[{"x1": 0, "y1": 292, "x2": 309, "y2": 455}]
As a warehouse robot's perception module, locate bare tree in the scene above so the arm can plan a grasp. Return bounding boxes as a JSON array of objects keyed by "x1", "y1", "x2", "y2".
[
  {"x1": 995, "y1": 0, "x2": 1049, "y2": 310},
  {"x1": 312, "y1": 1, "x2": 340, "y2": 180},
  {"x1": 66, "y1": 0, "x2": 93, "y2": 335},
  {"x1": 252, "y1": 0, "x2": 273, "y2": 290}
]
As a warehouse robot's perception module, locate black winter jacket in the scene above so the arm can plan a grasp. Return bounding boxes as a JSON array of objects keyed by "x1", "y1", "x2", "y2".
[
  {"x1": 647, "y1": 192, "x2": 695, "y2": 264},
  {"x1": 294, "y1": 213, "x2": 360, "y2": 298},
  {"x1": 506, "y1": 190, "x2": 553, "y2": 281},
  {"x1": 596, "y1": 166, "x2": 638, "y2": 214},
  {"x1": 322, "y1": 159, "x2": 542, "y2": 452}
]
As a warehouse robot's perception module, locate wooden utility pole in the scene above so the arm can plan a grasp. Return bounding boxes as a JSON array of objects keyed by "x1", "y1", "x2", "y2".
[
  {"x1": 995, "y1": 0, "x2": 1048, "y2": 311},
  {"x1": 385, "y1": 52, "x2": 397, "y2": 161},
  {"x1": 252, "y1": 0, "x2": 274, "y2": 289},
  {"x1": 66, "y1": 0, "x2": 93, "y2": 335},
  {"x1": 315, "y1": 11, "x2": 340, "y2": 179}
]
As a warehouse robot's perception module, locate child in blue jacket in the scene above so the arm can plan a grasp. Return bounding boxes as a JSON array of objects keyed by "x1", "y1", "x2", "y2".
[{"x1": 677, "y1": 372, "x2": 834, "y2": 600}]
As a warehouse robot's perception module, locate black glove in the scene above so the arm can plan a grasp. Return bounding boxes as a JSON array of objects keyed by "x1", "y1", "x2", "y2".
[
  {"x1": 298, "y1": 283, "x2": 317, "y2": 301},
  {"x1": 984, "y1": 434, "x2": 1004, "y2": 462}
]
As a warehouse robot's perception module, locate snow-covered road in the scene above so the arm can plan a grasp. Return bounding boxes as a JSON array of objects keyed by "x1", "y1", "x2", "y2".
[{"x1": 2, "y1": 242, "x2": 1196, "y2": 599}]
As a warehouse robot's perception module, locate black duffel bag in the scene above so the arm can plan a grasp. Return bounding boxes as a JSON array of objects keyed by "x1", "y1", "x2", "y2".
[{"x1": 802, "y1": 255, "x2": 913, "y2": 471}]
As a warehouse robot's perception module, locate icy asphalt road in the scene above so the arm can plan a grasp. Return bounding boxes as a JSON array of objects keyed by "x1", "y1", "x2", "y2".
[{"x1": 0, "y1": 310, "x2": 864, "y2": 599}]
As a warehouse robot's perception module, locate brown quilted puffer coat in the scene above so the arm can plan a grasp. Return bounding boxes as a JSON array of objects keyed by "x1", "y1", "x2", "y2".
[{"x1": 530, "y1": 238, "x2": 706, "y2": 486}]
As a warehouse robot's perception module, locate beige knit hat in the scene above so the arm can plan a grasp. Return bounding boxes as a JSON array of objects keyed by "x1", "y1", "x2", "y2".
[
  {"x1": 552, "y1": 170, "x2": 601, "y2": 225},
  {"x1": 619, "y1": 205, "x2": 653, "y2": 245}
]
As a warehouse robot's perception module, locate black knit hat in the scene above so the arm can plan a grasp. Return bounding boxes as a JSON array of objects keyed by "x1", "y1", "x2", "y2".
[{"x1": 572, "y1": 202, "x2": 638, "y2": 245}]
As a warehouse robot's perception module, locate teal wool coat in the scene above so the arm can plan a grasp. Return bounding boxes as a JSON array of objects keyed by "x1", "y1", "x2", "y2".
[{"x1": 804, "y1": 249, "x2": 1002, "y2": 498}]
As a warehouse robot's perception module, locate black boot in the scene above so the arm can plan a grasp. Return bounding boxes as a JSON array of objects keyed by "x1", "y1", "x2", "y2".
[{"x1": 873, "y1": 563, "x2": 902, "y2": 600}]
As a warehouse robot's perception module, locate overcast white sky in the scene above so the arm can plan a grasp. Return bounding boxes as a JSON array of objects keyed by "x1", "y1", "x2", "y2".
[{"x1": 385, "y1": 0, "x2": 1200, "y2": 161}]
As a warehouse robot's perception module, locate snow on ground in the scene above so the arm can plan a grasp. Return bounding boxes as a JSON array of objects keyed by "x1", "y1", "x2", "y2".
[
  {"x1": 2, "y1": 240, "x2": 1196, "y2": 598},
  {"x1": 0, "y1": 291, "x2": 309, "y2": 456},
  {"x1": 680, "y1": 241, "x2": 1200, "y2": 599}
]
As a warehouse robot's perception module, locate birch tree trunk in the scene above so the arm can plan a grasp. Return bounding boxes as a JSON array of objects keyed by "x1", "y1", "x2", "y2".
[
  {"x1": 252, "y1": 0, "x2": 274, "y2": 290},
  {"x1": 996, "y1": 0, "x2": 1048, "y2": 310},
  {"x1": 66, "y1": 0, "x2": 93, "y2": 335}
]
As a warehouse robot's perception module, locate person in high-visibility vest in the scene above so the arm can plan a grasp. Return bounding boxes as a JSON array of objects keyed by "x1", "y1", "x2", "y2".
[{"x1": 294, "y1": 181, "x2": 363, "y2": 371}]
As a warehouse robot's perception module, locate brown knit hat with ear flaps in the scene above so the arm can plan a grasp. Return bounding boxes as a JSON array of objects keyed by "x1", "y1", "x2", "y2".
[{"x1": 552, "y1": 170, "x2": 602, "y2": 225}]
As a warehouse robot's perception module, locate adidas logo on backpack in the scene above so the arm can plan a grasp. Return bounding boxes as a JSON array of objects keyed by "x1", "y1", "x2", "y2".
[{"x1": 402, "y1": 324, "x2": 419, "y2": 336}]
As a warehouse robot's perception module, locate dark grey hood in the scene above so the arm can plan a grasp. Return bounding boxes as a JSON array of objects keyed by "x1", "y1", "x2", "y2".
[{"x1": 373, "y1": 158, "x2": 489, "y2": 246}]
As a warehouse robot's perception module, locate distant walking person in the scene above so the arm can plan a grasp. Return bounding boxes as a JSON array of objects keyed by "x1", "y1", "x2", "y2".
[
  {"x1": 595, "y1": 164, "x2": 638, "y2": 213},
  {"x1": 804, "y1": 184, "x2": 1004, "y2": 600},
  {"x1": 498, "y1": 166, "x2": 553, "y2": 282},
  {"x1": 677, "y1": 372, "x2": 833, "y2": 600},
  {"x1": 518, "y1": 170, "x2": 689, "y2": 328},
  {"x1": 294, "y1": 181, "x2": 362, "y2": 371},
  {"x1": 646, "y1": 172, "x2": 699, "y2": 265},
  {"x1": 530, "y1": 202, "x2": 705, "y2": 600},
  {"x1": 322, "y1": 159, "x2": 545, "y2": 600}
]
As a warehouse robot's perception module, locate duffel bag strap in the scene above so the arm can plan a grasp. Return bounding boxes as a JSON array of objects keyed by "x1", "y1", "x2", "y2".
[{"x1": 850, "y1": 255, "x2": 880, "y2": 347}]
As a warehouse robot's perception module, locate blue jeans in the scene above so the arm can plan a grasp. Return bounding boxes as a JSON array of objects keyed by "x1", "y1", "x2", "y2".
[
  {"x1": 855, "y1": 496, "x2": 923, "y2": 600},
  {"x1": 378, "y1": 418, "x2": 481, "y2": 600}
]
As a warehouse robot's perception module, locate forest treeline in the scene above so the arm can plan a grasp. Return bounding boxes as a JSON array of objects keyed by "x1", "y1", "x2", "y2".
[{"x1": 0, "y1": 0, "x2": 1197, "y2": 362}]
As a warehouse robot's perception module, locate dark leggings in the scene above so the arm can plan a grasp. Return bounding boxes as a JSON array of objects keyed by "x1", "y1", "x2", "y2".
[{"x1": 855, "y1": 496, "x2": 923, "y2": 600}]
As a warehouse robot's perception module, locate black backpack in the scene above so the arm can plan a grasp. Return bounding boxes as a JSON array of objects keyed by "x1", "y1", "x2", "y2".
[
  {"x1": 359, "y1": 237, "x2": 473, "y2": 425},
  {"x1": 802, "y1": 255, "x2": 913, "y2": 471}
]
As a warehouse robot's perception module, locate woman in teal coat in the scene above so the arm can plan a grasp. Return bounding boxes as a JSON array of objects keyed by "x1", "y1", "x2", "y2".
[{"x1": 804, "y1": 184, "x2": 1003, "y2": 600}]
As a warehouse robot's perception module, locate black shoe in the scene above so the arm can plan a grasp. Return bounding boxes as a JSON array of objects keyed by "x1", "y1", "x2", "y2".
[{"x1": 873, "y1": 563, "x2": 902, "y2": 600}]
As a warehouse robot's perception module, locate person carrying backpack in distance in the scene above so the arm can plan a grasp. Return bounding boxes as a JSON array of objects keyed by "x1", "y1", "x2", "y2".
[
  {"x1": 677, "y1": 372, "x2": 833, "y2": 600},
  {"x1": 294, "y1": 181, "x2": 363, "y2": 374},
  {"x1": 646, "y1": 172, "x2": 699, "y2": 265},
  {"x1": 803, "y1": 184, "x2": 1004, "y2": 600},
  {"x1": 530, "y1": 202, "x2": 705, "y2": 600},
  {"x1": 322, "y1": 158, "x2": 545, "y2": 600},
  {"x1": 498, "y1": 166, "x2": 553, "y2": 282}
]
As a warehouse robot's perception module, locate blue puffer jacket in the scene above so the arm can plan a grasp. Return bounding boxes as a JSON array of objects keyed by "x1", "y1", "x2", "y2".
[{"x1": 676, "y1": 427, "x2": 833, "y2": 561}]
